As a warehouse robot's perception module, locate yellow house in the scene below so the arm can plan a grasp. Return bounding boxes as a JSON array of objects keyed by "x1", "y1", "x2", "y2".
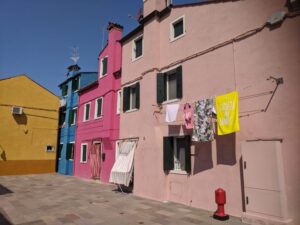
[{"x1": 0, "y1": 75, "x2": 59, "y2": 175}]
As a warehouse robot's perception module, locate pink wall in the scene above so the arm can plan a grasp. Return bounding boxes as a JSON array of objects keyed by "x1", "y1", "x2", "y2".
[
  {"x1": 73, "y1": 24, "x2": 122, "y2": 183},
  {"x1": 120, "y1": 0, "x2": 300, "y2": 224}
]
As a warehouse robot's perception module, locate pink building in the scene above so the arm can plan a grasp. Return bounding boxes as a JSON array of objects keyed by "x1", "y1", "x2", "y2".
[
  {"x1": 73, "y1": 22, "x2": 123, "y2": 183},
  {"x1": 119, "y1": 0, "x2": 300, "y2": 225}
]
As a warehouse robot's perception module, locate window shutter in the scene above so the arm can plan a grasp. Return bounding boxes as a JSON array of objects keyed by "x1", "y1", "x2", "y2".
[
  {"x1": 68, "y1": 110, "x2": 73, "y2": 125},
  {"x1": 102, "y1": 57, "x2": 107, "y2": 75},
  {"x1": 157, "y1": 73, "x2": 166, "y2": 104},
  {"x1": 66, "y1": 143, "x2": 71, "y2": 160},
  {"x1": 123, "y1": 87, "x2": 130, "y2": 112},
  {"x1": 135, "y1": 83, "x2": 140, "y2": 109},
  {"x1": 176, "y1": 66, "x2": 183, "y2": 99},
  {"x1": 163, "y1": 136, "x2": 174, "y2": 171},
  {"x1": 184, "y1": 135, "x2": 191, "y2": 174}
]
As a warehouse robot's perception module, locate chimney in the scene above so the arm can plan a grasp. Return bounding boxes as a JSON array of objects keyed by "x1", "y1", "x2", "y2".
[{"x1": 143, "y1": 0, "x2": 171, "y2": 17}]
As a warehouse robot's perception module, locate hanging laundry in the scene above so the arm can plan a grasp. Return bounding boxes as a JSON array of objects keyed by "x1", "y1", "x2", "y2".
[
  {"x1": 183, "y1": 103, "x2": 194, "y2": 129},
  {"x1": 165, "y1": 103, "x2": 180, "y2": 123},
  {"x1": 192, "y1": 98, "x2": 214, "y2": 142},
  {"x1": 216, "y1": 91, "x2": 240, "y2": 135}
]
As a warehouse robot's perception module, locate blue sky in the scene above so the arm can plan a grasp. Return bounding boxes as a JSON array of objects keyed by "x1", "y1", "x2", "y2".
[{"x1": 0, "y1": 0, "x2": 200, "y2": 95}]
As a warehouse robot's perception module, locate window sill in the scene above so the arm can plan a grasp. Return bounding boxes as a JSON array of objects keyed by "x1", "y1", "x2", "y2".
[
  {"x1": 80, "y1": 161, "x2": 87, "y2": 164},
  {"x1": 73, "y1": 90, "x2": 79, "y2": 93},
  {"x1": 99, "y1": 74, "x2": 107, "y2": 79},
  {"x1": 83, "y1": 119, "x2": 90, "y2": 122},
  {"x1": 94, "y1": 116, "x2": 103, "y2": 120},
  {"x1": 132, "y1": 55, "x2": 143, "y2": 62},
  {"x1": 125, "y1": 108, "x2": 139, "y2": 113},
  {"x1": 170, "y1": 32, "x2": 186, "y2": 43},
  {"x1": 162, "y1": 98, "x2": 180, "y2": 105},
  {"x1": 170, "y1": 170, "x2": 188, "y2": 175}
]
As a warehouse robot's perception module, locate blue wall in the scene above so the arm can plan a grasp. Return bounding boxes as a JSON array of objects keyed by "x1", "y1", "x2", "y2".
[{"x1": 57, "y1": 71, "x2": 97, "y2": 175}]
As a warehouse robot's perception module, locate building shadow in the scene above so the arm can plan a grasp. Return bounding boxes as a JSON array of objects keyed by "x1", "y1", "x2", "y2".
[
  {"x1": 216, "y1": 133, "x2": 236, "y2": 165},
  {"x1": 0, "y1": 184, "x2": 13, "y2": 195},
  {"x1": 0, "y1": 210, "x2": 13, "y2": 225},
  {"x1": 13, "y1": 114, "x2": 27, "y2": 125},
  {"x1": 193, "y1": 141, "x2": 213, "y2": 175}
]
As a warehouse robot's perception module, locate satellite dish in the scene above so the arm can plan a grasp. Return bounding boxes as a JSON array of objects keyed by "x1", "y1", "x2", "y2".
[{"x1": 70, "y1": 46, "x2": 80, "y2": 64}]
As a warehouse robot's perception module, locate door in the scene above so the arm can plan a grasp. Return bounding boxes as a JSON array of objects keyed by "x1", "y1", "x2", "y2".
[
  {"x1": 91, "y1": 141, "x2": 101, "y2": 179},
  {"x1": 242, "y1": 141, "x2": 289, "y2": 220}
]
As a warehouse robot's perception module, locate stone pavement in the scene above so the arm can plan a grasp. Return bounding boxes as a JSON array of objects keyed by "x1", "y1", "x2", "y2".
[{"x1": 0, "y1": 174, "x2": 248, "y2": 225}]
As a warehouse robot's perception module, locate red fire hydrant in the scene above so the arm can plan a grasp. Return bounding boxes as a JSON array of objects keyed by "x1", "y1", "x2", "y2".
[{"x1": 213, "y1": 188, "x2": 229, "y2": 220}]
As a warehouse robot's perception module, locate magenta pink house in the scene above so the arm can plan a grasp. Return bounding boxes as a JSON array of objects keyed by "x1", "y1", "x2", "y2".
[{"x1": 73, "y1": 22, "x2": 122, "y2": 183}]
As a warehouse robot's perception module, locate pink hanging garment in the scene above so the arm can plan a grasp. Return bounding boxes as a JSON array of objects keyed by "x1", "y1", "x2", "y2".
[{"x1": 183, "y1": 103, "x2": 194, "y2": 129}]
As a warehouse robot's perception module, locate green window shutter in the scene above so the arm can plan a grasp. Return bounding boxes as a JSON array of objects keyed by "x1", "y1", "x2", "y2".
[
  {"x1": 68, "y1": 110, "x2": 74, "y2": 125},
  {"x1": 157, "y1": 73, "x2": 166, "y2": 104},
  {"x1": 102, "y1": 57, "x2": 108, "y2": 75},
  {"x1": 70, "y1": 144, "x2": 74, "y2": 160},
  {"x1": 97, "y1": 98, "x2": 102, "y2": 117},
  {"x1": 174, "y1": 20, "x2": 184, "y2": 38},
  {"x1": 82, "y1": 145, "x2": 87, "y2": 162},
  {"x1": 72, "y1": 77, "x2": 79, "y2": 91},
  {"x1": 184, "y1": 135, "x2": 191, "y2": 174},
  {"x1": 176, "y1": 66, "x2": 183, "y2": 99},
  {"x1": 135, "y1": 83, "x2": 140, "y2": 109},
  {"x1": 59, "y1": 111, "x2": 66, "y2": 126},
  {"x1": 66, "y1": 143, "x2": 71, "y2": 160},
  {"x1": 58, "y1": 144, "x2": 63, "y2": 158},
  {"x1": 123, "y1": 87, "x2": 130, "y2": 112},
  {"x1": 62, "y1": 84, "x2": 68, "y2": 96},
  {"x1": 163, "y1": 136, "x2": 174, "y2": 171},
  {"x1": 85, "y1": 104, "x2": 90, "y2": 120}
]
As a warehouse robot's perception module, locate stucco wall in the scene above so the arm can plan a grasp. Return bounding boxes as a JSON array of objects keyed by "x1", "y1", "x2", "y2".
[
  {"x1": 120, "y1": 0, "x2": 300, "y2": 223},
  {"x1": 0, "y1": 75, "x2": 59, "y2": 175},
  {"x1": 73, "y1": 26, "x2": 122, "y2": 183}
]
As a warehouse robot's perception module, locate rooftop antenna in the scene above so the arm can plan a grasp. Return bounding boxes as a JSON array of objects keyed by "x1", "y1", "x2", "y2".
[{"x1": 70, "y1": 46, "x2": 80, "y2": 64}]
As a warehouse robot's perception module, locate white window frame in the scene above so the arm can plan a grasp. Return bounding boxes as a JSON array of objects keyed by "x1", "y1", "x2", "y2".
[
  {"x1": 170, "y1": 15, "x2": 186, "y2": 42},
  {"x1": 94, "y1": 97, "x2": 103, "y2": 119},
  {"x1": 68, "y1": 141, "x2": 75, "y2": 161},
  {"x1": 132, "y1": 34, "x2": 143, "y2": 61},
  {"x1": 83, "y1": 102, "x2": 91, "y2": 122},
  {"x1": 80, "y1": 143, "x2": 88, "y2": 163},
  {"x1": 58, "y1": 143, "x2": 63, "y2": 159},
  {"x1": 71, "y1": 107, "x2": 77, "y2": 125},
  {"x1": 116, "y1": 90, "x2": 121, "y2": 115},
  {"x1": 100, "y1": 56, "x2": 108, "y2": 78}
]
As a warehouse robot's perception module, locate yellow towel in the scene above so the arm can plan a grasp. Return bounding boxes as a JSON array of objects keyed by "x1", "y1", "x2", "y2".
[{"x1": 216, "y1": 91, "x2": 240, "y2": 135}]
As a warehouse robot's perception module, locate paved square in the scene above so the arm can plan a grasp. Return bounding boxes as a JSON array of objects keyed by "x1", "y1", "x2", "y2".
[{"x1": 0, "y1": 174, "x2": 247, "y2": 225}]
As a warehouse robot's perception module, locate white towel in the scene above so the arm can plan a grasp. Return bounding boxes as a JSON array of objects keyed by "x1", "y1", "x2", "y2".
[{"x1": 166, "y1": 104, "x2": 180, "y2": 122}]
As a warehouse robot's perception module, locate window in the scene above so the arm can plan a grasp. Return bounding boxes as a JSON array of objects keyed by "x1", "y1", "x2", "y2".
[
  {"x1": 46, "y1": 145, "x2": 55, "y2": 152},
  {"x1": 80, "y1": 143, "x2": 88, "y2": 163},
  {"x1": 59, "y1": 110, "x2": 66, "y2": 127},
  {"x1": 157, "y1": 66, "x2": 182, "y2": 104},
  {"x1": 69, "y1": 107, "x2": 77, "y2": 125},
  {"x1": 116, "y1": 90, "x2": 121, "y2": 114},
  {"x1": 61, "y1": 84, "x2": 68, "y2": 96},
  {"x1": 163, "y1": 135, "x2": 191, "y2": 173},
  {"x1": 132, "y1": 35, "x2": 143, "y2": 60},
  {"x1": 170, "y1": 16, "x2": 185, "y2": 41},
  {"x1": 100, "y1": 57, "x2": 108, "y2": 77},
  {"x1": 83, "y1": 102, "x2": 91, "y2": 121},
  {"x1": 94, "y1": 97, "x2": 103, "y2": 119},
  {"x1": 123, "y1": 83, "x2": 140, "y2": 112},
  {"x1": 72, "y1": 77, "x2": 79, "y2": 92},
  {"x1": 58, "y1": 143, "x2": 63, "y2": 159},
  {"x1": 66, "y1": 142, "x2": 74, "y2": 160}
]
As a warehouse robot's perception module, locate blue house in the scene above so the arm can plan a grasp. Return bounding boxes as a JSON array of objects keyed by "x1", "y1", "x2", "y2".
[{"x1": 57, "y1": 64, "x2": 98, "y2": 175}]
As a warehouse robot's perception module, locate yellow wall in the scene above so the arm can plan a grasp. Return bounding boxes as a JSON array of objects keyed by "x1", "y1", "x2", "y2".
[{"x1": 0, "y1": 75, "x2": 59, "y2": 175}]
